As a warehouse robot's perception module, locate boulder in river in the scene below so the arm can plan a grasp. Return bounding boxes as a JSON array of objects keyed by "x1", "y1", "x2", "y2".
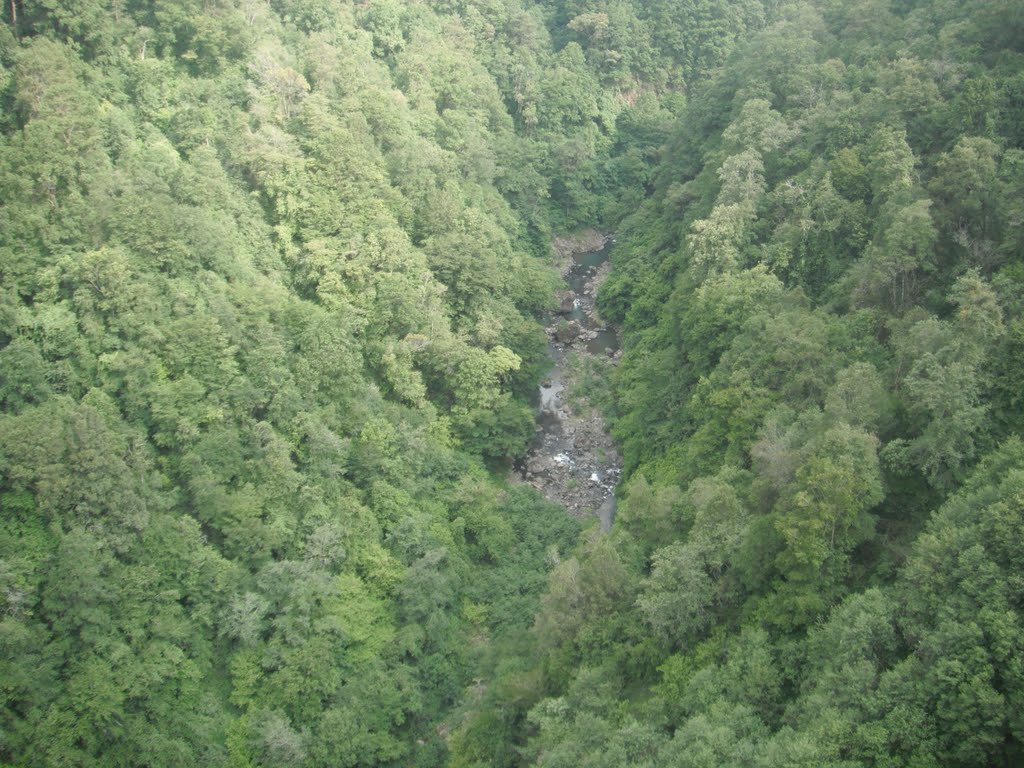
[
  {"x1": 556, "y1": 290, "x2": 576, "y2": 314},
  {"x1": 526, "y1": 456, "x2": 549, "y2": 475},
  {"x1": 556, "y1": 320, "x2": 581, "y2": 344}
]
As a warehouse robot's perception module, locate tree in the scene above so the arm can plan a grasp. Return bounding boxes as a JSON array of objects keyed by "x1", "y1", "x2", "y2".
[
  {"x1": 865, "y1": 126, "x2": 915, "y2": 204},
  {"x1": 864, "y1": 439, "x2": 1024, "y2": 767},
  {"x1": 823, "y1": 362, "x2": 891, "y2": 433},
  {"x1": 615, "y1": 474, "x2": 685, "y2": 556},
  {"x1": 639, "y1": 541, "x2": 715, "y2": 645},
  {"x1": 896, "y1": 273, "x2": 1004, "y2": 489},
  {"x1": 722, "y1": 98, "x2": 797, "y2": 155},
  {"x1": 773, "y1": 424, "x2": 882, "y2": 578},
  {"x1": 929, "y1": 137, "x2": 1003, "y2": 273},
  {"x1": 853, "y1": 198, "x2": 937, "y2": 313}
]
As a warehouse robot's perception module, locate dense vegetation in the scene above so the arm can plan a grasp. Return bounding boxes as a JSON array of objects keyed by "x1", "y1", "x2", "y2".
[
  {"x1": 0, "y1": 1, "x2": 617, "y2": 764},
  {"x1": 1, "y1": 0, "x2": 1023, "y2": 767},
  {"x1": 461, "y1": 1, "x2": 1024, "y2": 766}
]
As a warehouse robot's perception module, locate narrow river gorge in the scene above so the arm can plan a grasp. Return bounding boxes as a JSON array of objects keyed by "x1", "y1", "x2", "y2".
[{"x1": 516, "y1": 232, "x2": 623, "y2": 529}]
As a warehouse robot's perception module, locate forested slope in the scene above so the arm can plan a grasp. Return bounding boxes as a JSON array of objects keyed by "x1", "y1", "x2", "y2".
[
  {"x1": 0, "y1": 0, "x2": 647, "y2": 764},
  {"x1": 2, "y1": 0, "x2": 1023, "y2": 767},
  {"x1": 456, "y1": 0, "x2": 1024, "y2": 766}
]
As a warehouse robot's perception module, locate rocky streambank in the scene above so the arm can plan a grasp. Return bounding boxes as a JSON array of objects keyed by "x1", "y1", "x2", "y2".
[{"x1": 517, "y1": 231, "x2": 622, "y2": 529}]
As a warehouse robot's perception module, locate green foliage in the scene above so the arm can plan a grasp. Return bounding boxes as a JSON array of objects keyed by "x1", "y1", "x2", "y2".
[
  {"x1": 0, "y1": 0, "x2": 644, "y2": 764},
  {"x1": 3, "y1": 0, "x2": 1024, "y2": 766},
  {"x1": 457, "y1": 0, "x2": 1024, "y2": 765}
]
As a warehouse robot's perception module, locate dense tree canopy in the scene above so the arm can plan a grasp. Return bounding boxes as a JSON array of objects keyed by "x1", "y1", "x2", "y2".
[
  {"x1": 486, "y1": 1, "x2": 1024, "y2": 766},
  {"x1": 1, "y1": 0, "x2": 1022, "y2": 766}
]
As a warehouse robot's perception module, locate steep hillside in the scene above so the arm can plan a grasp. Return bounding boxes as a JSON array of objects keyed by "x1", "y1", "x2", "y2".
[
  {"x1": 2, "y1": 1, "x2": 1023, "y2": 767},
  {"x1": 461, "y1": 1, "x2": 1024, "y2": 766}
]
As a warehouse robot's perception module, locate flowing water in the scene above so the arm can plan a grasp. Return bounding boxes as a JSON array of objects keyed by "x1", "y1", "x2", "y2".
[{"x1": 518, "y1": 237, "x2": 622, "y2": 529}]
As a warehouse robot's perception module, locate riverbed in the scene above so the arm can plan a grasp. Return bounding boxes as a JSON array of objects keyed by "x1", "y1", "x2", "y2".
[{"x1": 517, "y1": 232, "x2": 622, "y2": 529}]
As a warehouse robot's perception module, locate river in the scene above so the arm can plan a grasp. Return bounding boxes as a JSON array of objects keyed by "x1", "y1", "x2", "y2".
[{"x1": 517, "y1": 232, "x2": 622, "y2": 530}]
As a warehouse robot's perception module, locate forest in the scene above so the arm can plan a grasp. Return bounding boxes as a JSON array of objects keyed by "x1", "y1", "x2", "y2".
[{"x1": 0, "y1": 0, "x2": 1022, "y2": 766}]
